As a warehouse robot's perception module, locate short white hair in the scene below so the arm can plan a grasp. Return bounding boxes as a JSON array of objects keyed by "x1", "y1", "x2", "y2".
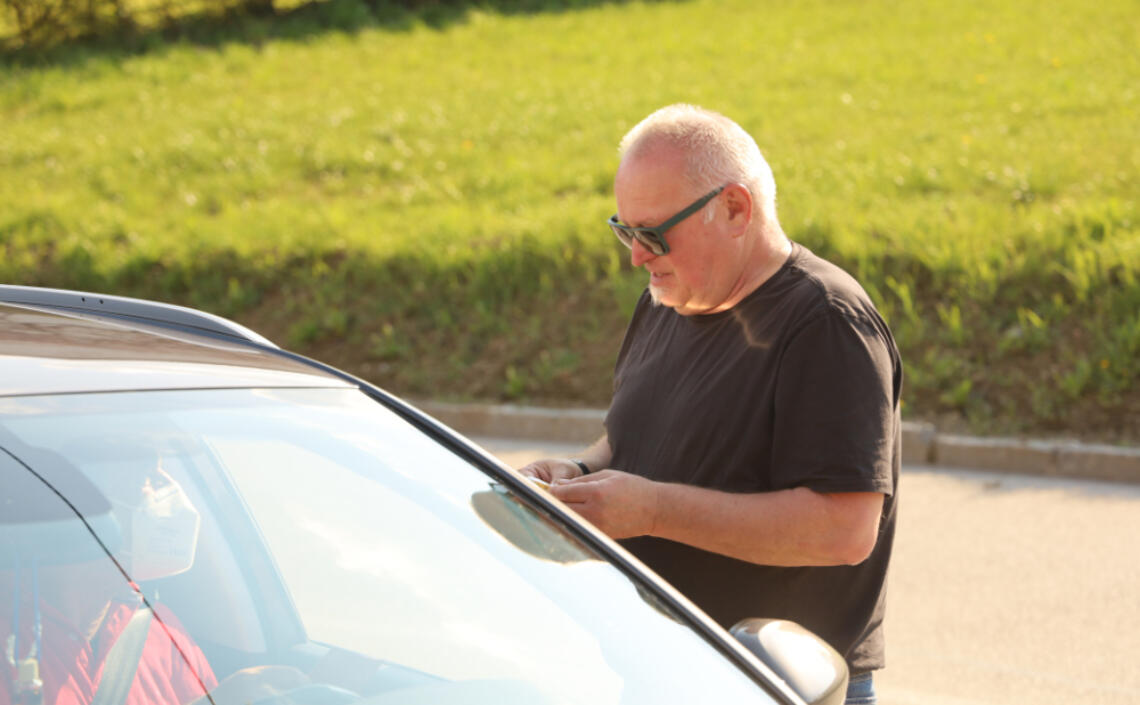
[{"x1": 618, "y1": 104, "x2": 778, "y2": 223}]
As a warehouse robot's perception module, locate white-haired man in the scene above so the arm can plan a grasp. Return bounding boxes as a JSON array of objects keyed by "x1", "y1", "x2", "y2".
[{"x1": 521, "y1": 104, "x2": 901, "y2": 704}]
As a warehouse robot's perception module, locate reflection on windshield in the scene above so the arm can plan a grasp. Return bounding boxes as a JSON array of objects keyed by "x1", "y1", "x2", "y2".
[
  {"x1": 470, "y1": 484, "x2": 595, "y2": 564},
  {"x1": 0, "y1": 442, "x2": 221, "y2": 705},
  {"x1": 0, "y1": 389, "x2": 776, "y2": 705}
]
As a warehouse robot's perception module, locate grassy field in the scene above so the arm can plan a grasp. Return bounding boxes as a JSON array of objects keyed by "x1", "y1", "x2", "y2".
[{"x1": 2, "y1": 0, "x2": 1138, "y2": 442}]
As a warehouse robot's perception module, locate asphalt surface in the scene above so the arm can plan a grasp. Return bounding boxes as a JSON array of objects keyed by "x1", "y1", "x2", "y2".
[{"x1": 477, "y1": 436, "x2": 1140, "y2": 705}]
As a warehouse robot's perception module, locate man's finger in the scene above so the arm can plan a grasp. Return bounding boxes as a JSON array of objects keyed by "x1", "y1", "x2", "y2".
[
  {"x1": 550, "y1": 477, "x2": 605, "y2": 504},
  {"x1": 517, "y1": 460, "x2": 556, "y2": 481}
]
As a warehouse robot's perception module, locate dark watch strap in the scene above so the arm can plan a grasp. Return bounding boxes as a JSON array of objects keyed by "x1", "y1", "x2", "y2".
[{"x1": 571, "y1": 459, "x2": 591, "y2": 476}]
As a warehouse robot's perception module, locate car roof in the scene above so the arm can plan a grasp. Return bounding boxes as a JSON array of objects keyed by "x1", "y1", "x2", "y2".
[{"x1": 0, "y1": 296, "x2": 350, "y2": 397}]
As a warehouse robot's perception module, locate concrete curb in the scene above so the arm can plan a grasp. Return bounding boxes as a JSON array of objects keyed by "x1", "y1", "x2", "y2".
[{"x1": 415, "y1": 401, "x2": 1140, "y2": 485}]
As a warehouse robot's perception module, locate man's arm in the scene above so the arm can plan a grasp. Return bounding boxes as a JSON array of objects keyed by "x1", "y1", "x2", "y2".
[
  {"x1": 550, "y1": 471, "x2": 884, "y2": 567},
  {"x1": 517, "y1": 434, "x2": 613, "y2": 483}
]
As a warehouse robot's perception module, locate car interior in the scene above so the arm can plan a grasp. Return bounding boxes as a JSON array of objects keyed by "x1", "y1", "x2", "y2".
[{"x1": 0, "y1": 427, "x2": 490, "y2": 705}]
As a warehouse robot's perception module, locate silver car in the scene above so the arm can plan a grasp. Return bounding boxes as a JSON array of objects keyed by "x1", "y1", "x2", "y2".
[{"x1": 0, "y1": 285, "x2": 847, "y2": 705}]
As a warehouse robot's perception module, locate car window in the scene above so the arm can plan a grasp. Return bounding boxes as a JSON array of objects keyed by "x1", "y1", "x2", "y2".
[{"x1": 0, "y1": 389, "x2": 780, "y2": 705}]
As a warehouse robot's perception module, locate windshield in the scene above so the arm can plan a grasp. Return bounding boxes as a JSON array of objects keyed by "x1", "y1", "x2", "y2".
[{"x1": 0, "y1": 388, "x2": 778, "y2": 705}]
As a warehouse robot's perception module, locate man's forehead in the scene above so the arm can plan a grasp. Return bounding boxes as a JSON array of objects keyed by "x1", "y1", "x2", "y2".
[{"x1": 616, "y1": 156, "x2": 696, "y2": 223}]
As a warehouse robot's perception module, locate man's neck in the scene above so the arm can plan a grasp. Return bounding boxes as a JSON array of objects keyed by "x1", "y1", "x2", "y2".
[{"x1": 700, "y1": 229, "x2": 792, "y2": 315}]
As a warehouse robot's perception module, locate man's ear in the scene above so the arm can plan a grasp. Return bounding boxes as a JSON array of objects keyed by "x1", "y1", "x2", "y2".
[{"x1": 723, "y1": 184, "x2": 753, "y2": 236}]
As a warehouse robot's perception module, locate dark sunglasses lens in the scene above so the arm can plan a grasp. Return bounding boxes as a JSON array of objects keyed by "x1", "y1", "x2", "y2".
[
  {"x1": 609, "y1": 219, "x2": 667, "y2": 255},
  {"x1": 635, "y1": 232, "x2": 666, "y2": 256},
  {"x1": 610, "y1": 222, "x2": 634, "y2": 249}
]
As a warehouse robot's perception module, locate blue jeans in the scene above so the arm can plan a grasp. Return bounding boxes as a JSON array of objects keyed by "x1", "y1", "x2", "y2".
[{"x1": 845, "y1": 672, "x2": 876, "y2": 705}]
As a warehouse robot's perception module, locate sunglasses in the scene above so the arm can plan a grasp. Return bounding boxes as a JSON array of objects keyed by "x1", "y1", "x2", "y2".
[{"x1": 607, "y1": 185, "x2": 726, "y2": 256}]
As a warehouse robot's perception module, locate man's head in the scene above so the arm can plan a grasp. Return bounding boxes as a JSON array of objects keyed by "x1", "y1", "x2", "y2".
[
  {"x1": 618, "y1": 104, "x2": 778, "y2": 224},
  {"x1": 611, "y1": 105, "x2": 787, "y2": 316}
]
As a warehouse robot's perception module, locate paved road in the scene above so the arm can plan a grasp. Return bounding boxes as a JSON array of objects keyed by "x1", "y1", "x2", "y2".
[{"x1": 476, "y1": 437, "x2": 1140, "y2": 705}]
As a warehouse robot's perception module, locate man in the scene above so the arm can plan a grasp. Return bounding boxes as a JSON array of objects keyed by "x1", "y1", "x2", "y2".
[{"x1": 520, "y1": 104, "x2": 901, "y2": 705}]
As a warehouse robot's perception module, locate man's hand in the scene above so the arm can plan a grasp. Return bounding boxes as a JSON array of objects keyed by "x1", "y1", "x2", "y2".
[
  {"x1": 518, "y1": 458, "x2": 586, "y2": 484},
  {"x1": 549, "y1": 470, "x2": 661, "y2": 540}
]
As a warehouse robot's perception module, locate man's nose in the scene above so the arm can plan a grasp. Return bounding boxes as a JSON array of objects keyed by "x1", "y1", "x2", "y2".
[{"x1": 630, "y1": 238, "x2": 658, "y2": 267}]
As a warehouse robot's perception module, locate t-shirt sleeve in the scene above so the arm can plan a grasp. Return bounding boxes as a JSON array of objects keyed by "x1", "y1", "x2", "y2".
[{"x1": 770, "y1": 308, "x2": 897, "y2": 494}]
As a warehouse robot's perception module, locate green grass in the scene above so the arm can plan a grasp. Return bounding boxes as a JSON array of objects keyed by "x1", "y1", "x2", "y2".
[{"x1": 2, "y1": 0, "x2": 1138, "y2": 442}]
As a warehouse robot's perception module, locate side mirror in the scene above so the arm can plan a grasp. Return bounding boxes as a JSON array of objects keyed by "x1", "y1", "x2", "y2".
[{"x1": 730, "y1": 618, "x2": 848, "y2": 705}]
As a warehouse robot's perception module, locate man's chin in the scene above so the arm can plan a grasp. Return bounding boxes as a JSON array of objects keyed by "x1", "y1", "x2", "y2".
[
  {"x1": 648, "y1": 285, "x2": 683, "y2": 311},
  {"x1": 650, "y1": 286, "x2": 711, "y2": 315}
]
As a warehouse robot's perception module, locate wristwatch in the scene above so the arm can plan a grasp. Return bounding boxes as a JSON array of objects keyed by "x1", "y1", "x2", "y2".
[{"x1": 571, "y1": 459, "x2": 591, "y2": 476}]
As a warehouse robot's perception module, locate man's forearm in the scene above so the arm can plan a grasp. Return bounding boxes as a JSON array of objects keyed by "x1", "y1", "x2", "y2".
[
  {"x1": 577, "y1": 433, "x2": 613, "y2": 474},
  {"x1": 651, "y1": 483, "x2": 884, "y2": 567}
]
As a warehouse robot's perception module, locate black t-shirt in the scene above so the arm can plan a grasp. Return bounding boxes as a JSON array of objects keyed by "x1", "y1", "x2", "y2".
[{"x1": 605, "y1": 243, "x2": 901, "y2": 673}]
